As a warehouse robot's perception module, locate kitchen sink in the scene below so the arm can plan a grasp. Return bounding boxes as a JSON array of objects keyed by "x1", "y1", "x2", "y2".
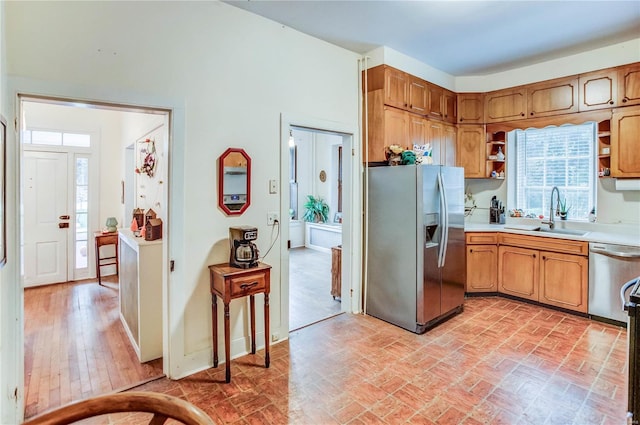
[{"x1": 537, "y1": 227, "x2": 588, "y2": 237}]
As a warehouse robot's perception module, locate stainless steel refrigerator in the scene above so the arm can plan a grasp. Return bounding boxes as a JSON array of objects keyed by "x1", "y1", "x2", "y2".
[{"x1": 365, "y1": 165, "x2": 466, "y2": 334}]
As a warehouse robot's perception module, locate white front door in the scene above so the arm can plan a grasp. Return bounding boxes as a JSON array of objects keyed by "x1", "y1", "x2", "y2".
[{"x1": 23, "y1": 151, "x2": 70, "y2": 286}]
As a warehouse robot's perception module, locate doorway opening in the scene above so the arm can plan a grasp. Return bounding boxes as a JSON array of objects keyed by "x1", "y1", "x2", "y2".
[
  {"x1": 19, "y1": 96, "x2": 170, "y2": 418},
  {"x1": 288, "y1": 126, "x2": 348, "y2": 331}
]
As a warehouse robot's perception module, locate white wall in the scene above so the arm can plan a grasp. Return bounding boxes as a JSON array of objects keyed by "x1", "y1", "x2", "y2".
[
  {"x1": 4, "y1": 0, "x2": 360, "y2": 387},
  {"x1": 456, "y1": 38, "x2": 640, "y2": 92}
]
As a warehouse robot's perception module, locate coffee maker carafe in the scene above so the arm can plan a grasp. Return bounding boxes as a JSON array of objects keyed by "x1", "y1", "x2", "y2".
[{"x1": 229, "y1": 226, "x2": 259, "y2": 269}]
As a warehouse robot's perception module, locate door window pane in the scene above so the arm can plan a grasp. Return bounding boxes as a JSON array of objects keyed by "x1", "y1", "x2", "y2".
[
  {"x1": 31, "y1": 130, "x2": 62, "y2": 146},
  {"x1": 75, "y1": 158, "x2": 89, "y2": 270},
  {"x1": 64, "y1": 133, "x2": 91, "y2": 147}
]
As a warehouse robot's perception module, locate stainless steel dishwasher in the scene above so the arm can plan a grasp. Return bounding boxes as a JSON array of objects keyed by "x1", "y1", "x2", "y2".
[{"x1": 589, "y1": 242, "x2": 640, "y2": 325}]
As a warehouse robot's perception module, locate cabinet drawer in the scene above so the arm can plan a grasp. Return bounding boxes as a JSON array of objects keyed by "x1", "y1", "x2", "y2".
[
  {"x1": 230, "y1": 273, "x2": 266, "y2": 296},
  {"x1": 466, "y1": 232, "x2": 498, "y2": 245},
  {"x1": 498, "y1": 233, "x2": 587, "y2": 256}
]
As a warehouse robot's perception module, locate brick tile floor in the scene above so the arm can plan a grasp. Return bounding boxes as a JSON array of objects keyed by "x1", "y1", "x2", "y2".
[{"x1": 95, "y1": 297, "x2": 632, "y2": 423}]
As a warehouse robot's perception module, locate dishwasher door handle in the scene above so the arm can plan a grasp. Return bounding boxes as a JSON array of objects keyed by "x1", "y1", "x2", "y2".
[{"x1": 590, "y1": 245, "x2": 640, "y2": 259}]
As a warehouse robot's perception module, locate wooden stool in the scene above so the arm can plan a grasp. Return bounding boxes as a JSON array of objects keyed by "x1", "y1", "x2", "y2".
[{"x1": 95, "y1": 231, "x2": 119, "y2": 285}]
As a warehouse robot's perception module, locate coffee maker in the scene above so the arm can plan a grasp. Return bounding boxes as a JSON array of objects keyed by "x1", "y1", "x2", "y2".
[{"x1": 229, "y1": 226, "x2": 259, "y2": 269}]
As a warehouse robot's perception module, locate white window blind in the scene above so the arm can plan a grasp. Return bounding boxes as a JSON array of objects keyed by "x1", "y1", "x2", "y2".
[{"x1": 513, "y1": 123, "x2": 596, "y2": 220}]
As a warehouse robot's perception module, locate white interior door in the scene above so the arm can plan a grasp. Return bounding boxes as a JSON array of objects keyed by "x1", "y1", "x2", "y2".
[{"x1": 23, "y1": 151, "x2": 70, "y2": 286}]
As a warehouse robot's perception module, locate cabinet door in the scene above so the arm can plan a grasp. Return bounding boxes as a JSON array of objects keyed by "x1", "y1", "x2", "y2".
[
  {"x1": 527, "y1": 77, "x2": 578, "y2": 118},
  {"x1": 409, "y1": 115, "x2": 428, "y2": 147},
  {"x1": 442, "y1": 123, "x2": 457, "y2": 167},
  {"x1": 408, "y1": 77, "x2": 428, "y2": 115},
  {"x1": 427, "y1": 84, "x2": 445, "y2": 120},
  {"x1": 539, "y1": 251, "x2": 588, "y2": 313},
  {"x1": 466, "y1": 245, "x2": 497, "y2": 292},
  {"x1": 457, "y1": 125, "x2": 485, "y2": 178},
  {"x1": 458, "y1": 93, "x2": 484, "y2": 124},
  {"x1": 443, "y1": 90, "x2": 457, "y2": 123},
  {"x1": 384, "y1": 107, "x2": 409, "y2": 149},
  {"x1": 498, "y1": 245, "x2": 539, "y2": 301},
  {"x1": 427, "y1": 119, "x2": 444, "y2": 165},
  {"x1": 619, "y1": 63, "x2": 640, "y2": 107},
  {"x1": 384, "y1": 67, "x2": 409, "y2": 109},
  {"x1": 485, "y1": 88, "x2": 527, "y2": 122},
  {"x1": 611, "y1": 106, "x2": 640, "y2": 177},
  {"x1": 579, "y1": 69, "x2": 617, "y2": 111}
]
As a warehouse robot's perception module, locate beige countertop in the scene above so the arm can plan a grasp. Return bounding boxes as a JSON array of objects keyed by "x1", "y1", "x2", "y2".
[{"x1": 465, "y1": 221, "x2": 640, "y2": 247}]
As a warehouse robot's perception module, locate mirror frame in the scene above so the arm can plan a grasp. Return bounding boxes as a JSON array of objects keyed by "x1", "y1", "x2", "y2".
[{"x1": 218, "y1": 148, "x2": 251, "y2": 216}]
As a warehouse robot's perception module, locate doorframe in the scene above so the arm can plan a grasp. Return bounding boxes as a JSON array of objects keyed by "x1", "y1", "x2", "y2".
[
  {"x1": 3, "y1": 83, "x2": 182, "y2": 423},
  {"x1": 279, "y1": 113, "x2": 362, "y2": 334}
]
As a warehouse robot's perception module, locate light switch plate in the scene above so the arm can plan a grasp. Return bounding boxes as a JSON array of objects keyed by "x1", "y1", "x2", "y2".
[{"x1": 269, "y1": 179, "x2": 278, "y2": 194}]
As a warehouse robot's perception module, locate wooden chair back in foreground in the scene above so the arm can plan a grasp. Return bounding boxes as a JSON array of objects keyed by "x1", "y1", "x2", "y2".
[{"x1": 22, "y1": 391, "x2": 214, "y2": 425}]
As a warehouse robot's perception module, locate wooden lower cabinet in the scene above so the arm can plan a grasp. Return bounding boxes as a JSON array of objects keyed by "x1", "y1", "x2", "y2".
[
  {"x1": 495, "y1": 237, "x2": 588, "y2": 313},
  {"x1": 498, "y1": 245, "x2": 539, "y2": 301},
  {"x1": 539, "y1": 251, "x2": 588, "y2": 313},
  {"x1": 466, "y1": 245, "x2": 497, "y2": 292}
]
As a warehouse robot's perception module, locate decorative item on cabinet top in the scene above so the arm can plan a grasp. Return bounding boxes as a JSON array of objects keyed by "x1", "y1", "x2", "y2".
[
  {"x1": 135, "y1": 138, "x2": 157, "y2": 177},
  {"x1": 145, "y1": 218, "x2": 162, "y2": 241}
]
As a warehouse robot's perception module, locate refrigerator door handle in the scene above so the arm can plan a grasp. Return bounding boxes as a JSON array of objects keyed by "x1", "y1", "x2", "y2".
[{"x1": 437, "y1": 172, "x2": 449, "y2": 268}]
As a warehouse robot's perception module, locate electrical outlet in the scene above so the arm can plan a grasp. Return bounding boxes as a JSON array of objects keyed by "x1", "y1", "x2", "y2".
[{"x1": 267, "y1": 212, "x2": 279, "y2": 226}]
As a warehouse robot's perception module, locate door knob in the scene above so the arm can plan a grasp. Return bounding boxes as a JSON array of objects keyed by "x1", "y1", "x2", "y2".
[{"x1": 59, "y1": 215, "x2": 70, "y2": 220}]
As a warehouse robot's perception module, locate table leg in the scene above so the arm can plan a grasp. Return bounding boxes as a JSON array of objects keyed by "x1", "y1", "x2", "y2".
[
  {"x1": 95, "y1": 241, "x2": 102, "y2": 286},
  {"x1": 264, "y1": 292, "x2": 270, "y2": 368},
  {"x1": 212, "y1": 295, "x2": 218, "y2": 368},
  {"x1": 224, "y1": 302, "x2": 231, "y2": 383},
  {"x1": 250, "y1": 295, "x2": 256, "y2": 354}
]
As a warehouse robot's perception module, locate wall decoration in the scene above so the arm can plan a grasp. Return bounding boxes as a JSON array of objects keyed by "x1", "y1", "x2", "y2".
[
  {"x1": 136, "y1": 138, "x2": 157, "y2": 177},
  {"x1": 0, "y1": 116, "x2": 5, "y2": 267},
  {"x1": 319, "y1": 170, "x2": 327, "y2": 182}
]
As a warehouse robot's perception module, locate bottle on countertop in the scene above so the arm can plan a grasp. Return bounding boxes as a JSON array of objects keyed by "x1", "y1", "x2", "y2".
[{"x1": 589, "y1": 207, "x2": 596, "y2": 223}]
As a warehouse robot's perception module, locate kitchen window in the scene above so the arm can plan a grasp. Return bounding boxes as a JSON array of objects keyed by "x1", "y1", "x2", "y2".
[{"x1": 509, "y1": 123, "x2": 596, "y2": 220}]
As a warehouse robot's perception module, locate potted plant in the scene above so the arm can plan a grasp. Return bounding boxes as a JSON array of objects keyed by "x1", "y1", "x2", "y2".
[
  {"x1": 302, "y1": 195, "x2": 329, "y2": 223},
  {"x1": 558, "y1": 198, "x2": 570, "y2": 220}
]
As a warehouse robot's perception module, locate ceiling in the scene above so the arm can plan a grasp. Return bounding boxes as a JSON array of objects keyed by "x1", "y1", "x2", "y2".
[{"x1": 223, "y1": 0, "x2": 640, "y2": 76}]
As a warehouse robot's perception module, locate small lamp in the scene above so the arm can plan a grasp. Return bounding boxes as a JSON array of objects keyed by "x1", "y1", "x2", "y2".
[{"x1": 105, "y1": 217, "x2": 118, "y2": 232}]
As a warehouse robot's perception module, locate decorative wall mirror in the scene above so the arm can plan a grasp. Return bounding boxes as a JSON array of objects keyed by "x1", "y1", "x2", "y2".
[{"x1": 218, "y1": 148, "x2": 251, "y2": 215}]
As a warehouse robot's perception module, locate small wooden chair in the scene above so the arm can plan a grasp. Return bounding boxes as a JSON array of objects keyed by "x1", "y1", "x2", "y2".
[
  {"x1": 22, "y1": 391, "x2": 214, "y2": 425},
  {"x1": 94, "y1": 231, "x2": 119, "y2": 286}
]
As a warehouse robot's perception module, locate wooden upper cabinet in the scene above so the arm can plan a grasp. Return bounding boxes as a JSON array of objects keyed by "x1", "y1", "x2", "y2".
[
  {"x1": 442, "y1": 123, "x2": 457, "y2": 167},
  {"x1": 485, "y1": 88, "x2": 527, "y2": 122},
  {"x1": 611, "y1": 105, "x2": 640, "y2": 177},
  {"x1": 457, "y1": 125, "x2": 485, "y2": 178},
  {"x1": 443, "y1": 90, "x2": 457, "y2": 123},
  {"x1": 619, "y1": 62, "x2": 640, "y2": 107},
  {"x1": 408, "y1": 78, "x2": 428, "y2": 115},
  {"x1": 427, "y1": 119, "x2": 444, "y2": 165},
  {"x1": 427, "y1": 84, "x2": 445, "y2": 120},
  {"x1": 579, "y1": 68, "x2": 617, "y2": 111},
  {"x1": 457, "y1": 93, "x2": 484, "y2": 124},
  {"x1": 409, "y1": 114, "x2": 428, "y2": 147},
  {"x1": 527, "y1": 77, "x2": 578, "y2": 118},
  {"x1": 384, "y1": 67, "x2": 409, "y2": 109},
  {"x1": 383, "y1": 106, "x2": 409, "y2": 149}
]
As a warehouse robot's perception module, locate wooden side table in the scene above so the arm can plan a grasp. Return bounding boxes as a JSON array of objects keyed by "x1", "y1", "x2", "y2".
[
  {"x1": 95, "y1": 231, "x2": 119, "y2": 286},
  {"x1": 208, "y1": 262, "x2": 271, "y2": 383}
]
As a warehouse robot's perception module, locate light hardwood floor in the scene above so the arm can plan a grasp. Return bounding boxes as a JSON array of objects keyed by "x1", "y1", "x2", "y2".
[
  {"x1": 289, "y1": 247, "x2": 342, "y2": 331},
  {"x1": 23, "y1": 276, "x2": 164, "y2": 418}
]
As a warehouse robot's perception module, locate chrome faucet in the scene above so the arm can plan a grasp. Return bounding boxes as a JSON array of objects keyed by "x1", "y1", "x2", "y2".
[{"x1": 541, "y1": 186, "x2": 560, "y2": 229}]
